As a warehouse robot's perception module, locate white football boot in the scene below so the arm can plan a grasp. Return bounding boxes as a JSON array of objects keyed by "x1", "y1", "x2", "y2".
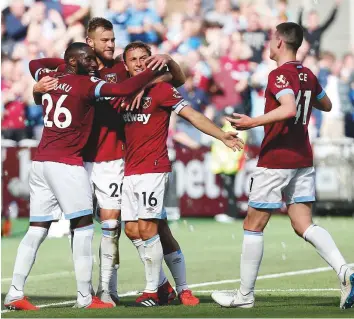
[
  {"x1": 340, "y1": 267, "x2": 354, "y2": 309},
  {"x1": 211, "y1": 290, "x2": 255, "y2": 308}
]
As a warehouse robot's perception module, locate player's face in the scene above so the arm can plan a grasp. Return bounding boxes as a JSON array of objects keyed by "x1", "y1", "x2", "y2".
[
  {"x1": 87, "y1": 27, "x2": 115, "y2": 61},
  {"x1": 76, "y1": 48, "x2": 98, "y2": 76},
  {"x1": 269, "y1": 30, "x2": 280, "y2": 61},
  {"x1": 124, "y1": 48, "x2": 150, "y2": 77}
]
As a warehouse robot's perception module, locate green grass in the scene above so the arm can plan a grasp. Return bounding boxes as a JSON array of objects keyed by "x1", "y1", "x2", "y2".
[{"x1": 2, "y1": 216, "x2": 354, "y2": 317}]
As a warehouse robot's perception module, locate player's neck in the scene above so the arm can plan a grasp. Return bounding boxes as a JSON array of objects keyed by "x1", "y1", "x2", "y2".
[
  {"x1": 65, "y1": 66, "x2": 76, "y2": 74},
  {"x1": 97, "y1": 57, "x2": 114, "y2": 70},
  {"x1": 276, "y1": 53, "x2": 297, "y2": 67}
]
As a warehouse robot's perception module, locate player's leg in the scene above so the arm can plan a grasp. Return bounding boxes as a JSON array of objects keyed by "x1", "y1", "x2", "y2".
[
  {"x1": 124, "y1": 213, "x2": 171, "y2": 302},
  {"x1": 134, "y1": 173, "x2": 171, "y2": 306},
  {"x1": 158, "y1": 219, "x2": 199, "y2": 305},
  {"x1": 48, "y1": 162, "x2": 112, "y2": 309},
  {"x1": 4, "y1": 162, "x2": 58, "y2": 310},
  {"x1": 85, "y1": 160, "x2": 123, "y2": 306},
  {"x1": 286, "y1": 167, "x2": 353, "y2": 309},
  {"x1": 138, "y1": 218, "x2": 162, "y2": 306},
  {"x1": 212, "y1": 167, "x2": 287, "y2": 308}
]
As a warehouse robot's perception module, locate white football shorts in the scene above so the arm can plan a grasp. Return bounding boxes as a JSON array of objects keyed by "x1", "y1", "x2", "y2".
[
  {"x1": 121, "y1": 172, "x2": 169, "y2": 221},
  {"x1": 29, "y1": 161, "x2": 92, "y2": 222},
  {"x1": 248, "y1": 166, "x2": 315, "y2": 209},
  {"x1": 84, "y1": 159, "x2": 125, "y2": 212}
]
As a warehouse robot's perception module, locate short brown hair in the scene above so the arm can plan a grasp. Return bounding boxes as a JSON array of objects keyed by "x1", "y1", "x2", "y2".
[
  {"x1": 87, "y1": 17, "x2": 113, "y2": 37},
  {"x1": 123, "y1": 41, "x2": 152, "y2": 62},
  {"x1": 276, "y1": 22, "x2": 304, "y2": 52}
]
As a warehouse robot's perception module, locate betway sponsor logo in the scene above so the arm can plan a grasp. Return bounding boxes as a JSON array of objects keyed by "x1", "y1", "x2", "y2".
[{"x1": 123, "y1": 113, "x2": 151, "y2": 124}]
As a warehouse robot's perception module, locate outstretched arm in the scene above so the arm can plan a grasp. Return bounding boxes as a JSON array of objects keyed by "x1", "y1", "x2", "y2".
[
  {"x1": 29, "y1": 58, "x2": 65, "y2": 80},
  {"x1": 98, "y1": 69, "x2": 157, "y2": 98},
  {"x1": 145, "y1": 54, "x2": 186, "y2": 87},
  {"x1": 320, "y1": 5, "x2": 338, "y2": 32},
  {"x1": 178, "y1": 105, "x2": 244, "y2": 151},
  {"x1": 227, "y1": 93, "x2": 297, "y2": 130}
]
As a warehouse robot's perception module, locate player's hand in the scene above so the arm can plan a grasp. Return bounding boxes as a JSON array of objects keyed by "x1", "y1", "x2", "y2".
[
  {"x1": 34, "y1": 76, "x2": 58, "y2": 93},
  {"x1": 226, "y1": 113, "x2": 256, "y2": 131},
  {"x1": 221, "y1": 131, "x2": 244, "y2": 152},
  {"x1": 146, "y1": 54, "x2": 171, "y2": 71},
  {"x1": 335, "y1": 0, "x2": 342, "y2": 6},
  {"x1": 125, "y1": 90, "x2": 145, "y2": 111}
]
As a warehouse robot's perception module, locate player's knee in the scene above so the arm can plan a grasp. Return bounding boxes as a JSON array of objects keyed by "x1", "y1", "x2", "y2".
[
  {"x1": 124, "y1": 221, "x2": 140, "y2": 240},
  {"x1": 100, "y1": 208, "x2": 120, "y2": 221},
  {"x1": 30, "y1": 221, "x2": 52, "y2": 229},
  {"x1": 291, "y1": 221, "x2": 307, "y2": 238},
  {"x1": 101, "y1": 219, "x2": 119, "y2": 238},
  {"x1": 139, "y1": 219, "x2": 159, "y2": 241},
  {"x1": 243, "y1": 213, "x2": 268, "y2": 232},
  {"x1": 70, "y1": 214, "x2": 93, "y2": 230}
]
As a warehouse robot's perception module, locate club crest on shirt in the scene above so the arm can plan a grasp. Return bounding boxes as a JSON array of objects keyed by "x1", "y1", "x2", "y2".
[
  {"x1": 142, "y1": 97, "x2": 152, "y2": 109},
  {"x1": 275, "y1": 74, "x2": 289, "y2": 89},
  {"x1": 105, "y1": 73, "x2": 117, "y2": 83},
  {"x1": 172, "y1": 87, "x2": 182, "y2": 99}
]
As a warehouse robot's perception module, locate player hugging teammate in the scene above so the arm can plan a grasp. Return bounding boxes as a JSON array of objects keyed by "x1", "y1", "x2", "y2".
[{"x1": 4, "y1": 19, "x2": 353, "y2": 312}]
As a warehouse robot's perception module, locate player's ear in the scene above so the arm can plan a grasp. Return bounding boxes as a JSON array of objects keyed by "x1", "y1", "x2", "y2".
[
  {"x1": 277, "y1": 38, "x2": 282, "y2": 49},
  {"x1": 68, "y1": 57, "x2": 77, "y2": 68},
  {"x1": 86, "y1": 36, "x2": 94, "y2": 48},
  {"x1": 124, "y1": 62, "x2": 129, "y2": 72}
]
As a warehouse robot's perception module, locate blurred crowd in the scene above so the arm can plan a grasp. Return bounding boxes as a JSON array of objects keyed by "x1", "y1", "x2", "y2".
[{"x1": 2, "y1": 0, "x2": 354, "y2": 147}]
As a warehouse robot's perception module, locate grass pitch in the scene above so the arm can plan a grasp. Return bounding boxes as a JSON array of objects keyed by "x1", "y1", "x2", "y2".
[{"x1": 1, "y1": 216, "x2": 354, "y2": 317}]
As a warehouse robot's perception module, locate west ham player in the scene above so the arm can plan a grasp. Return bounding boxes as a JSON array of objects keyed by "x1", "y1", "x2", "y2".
[
  {"x1": 32, "y1": 17, "x2": 186, "y2": 306},
  {"x1": 4, "y1": 42, "x2": 160, "y2": 311},
  {"x1": 211, "y1": 22, "x2": 354, "y2": 309},
  {"x1": 84, "y1": 18, "x2": 186, "y2": 305},
  {"x1": 120, "y1": 41, "x2": 244, "y2": 306}
]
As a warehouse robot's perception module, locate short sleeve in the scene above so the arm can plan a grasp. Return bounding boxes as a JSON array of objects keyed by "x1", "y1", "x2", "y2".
[
  {"x1": 267, "y1": 70, "x2": 296, "y2": 101},
  {"x1": 86, "y1": 76, "x2": 107, "y2": 100},
  {"x1": 35, "y1": 68, "x2": 57, "y2": 82},
  {"x1": 159, "y1": 83, "x2": 189, "y2": 114}
]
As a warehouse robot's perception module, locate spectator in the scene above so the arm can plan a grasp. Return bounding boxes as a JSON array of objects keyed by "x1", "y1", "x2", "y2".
[
  {"x1": 177, "y1": 18, "x2": 202, "y2": 55},
  {"x1": 321, "y1": 59, "x2": 345, "y2": 139},
  {"x1": 211, "y1": 39, "x2": 252, "y2": 124},
  {"x1": 298, "y1": 0, "x2": 341, "y2": 57},
  {"x1": 205, "y1": 0, "x2": 233, "y2": 30},
  {"x1": 60, "y1": 0, "x2": 89, "y2": 27},
  {"x1": 241, "y1": 11, "x2": 269, "y2": 63},
  {"x1": 338, "y1": 53, "x2": 354, "y2": 138},
  {"x1": 26, "y1": 2, "x2": 66, "y2": 43},
  {"x1": 248, "y1": 47, "x2": 276, "y2": 146},
  {"x1": 127, "y1": 0, "x2": 165, "y2": 44},
  {"x1": 175, "y1": 68, "x2": 211, "y2": 146},
  {"x1": 105, "y1": 0, "x2": 131, "y2": 49},
  {"x1": 2, "y1": 0, "x2": 30, "y2": 43},
  {"x1": 1, "y1": 59, "x2": 29, "y2": 142},
  {"x1": 272, "y1": 0, "x2": 294, "y2": 23}
]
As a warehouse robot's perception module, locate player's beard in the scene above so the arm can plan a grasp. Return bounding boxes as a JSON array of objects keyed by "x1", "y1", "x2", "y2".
[
  {"x1": 77, "y1": 62, "x2": 94, "y2": 76},
  {"x1": 96, "y1": 50, "x2": 114, "y2": 65}
]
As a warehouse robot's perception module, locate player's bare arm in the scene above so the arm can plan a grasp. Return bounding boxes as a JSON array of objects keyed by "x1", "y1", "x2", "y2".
[
  {"x1": 178, "y1": 105, "x2": 244, "y2": 152},
  {"x1": 145, "y1": 54, "x2": 186, "y2": 87},
  {"x1": 314, "y1": 93, "x2": 332, "y2": 112},
  {"x1": 33, "y1": 76, "x2": 58, "y2": 93},
  {"x1": 227, "y1": 93, "x2": 297, "y2": 130},
  {"x1": 32, "y1": 76, "x2": 58, "y2": 104}
]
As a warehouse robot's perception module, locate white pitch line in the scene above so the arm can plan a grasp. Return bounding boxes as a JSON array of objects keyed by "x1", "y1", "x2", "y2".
[
  {"x1": 193, "y1": 288, "x2": 340, "y2": 294},
  {"x1": 2, "y1": 265, "x2": 348, "y2": 314},
  {"x1": 1, "y1": 271, "x2": 75, "y2": 283}
]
